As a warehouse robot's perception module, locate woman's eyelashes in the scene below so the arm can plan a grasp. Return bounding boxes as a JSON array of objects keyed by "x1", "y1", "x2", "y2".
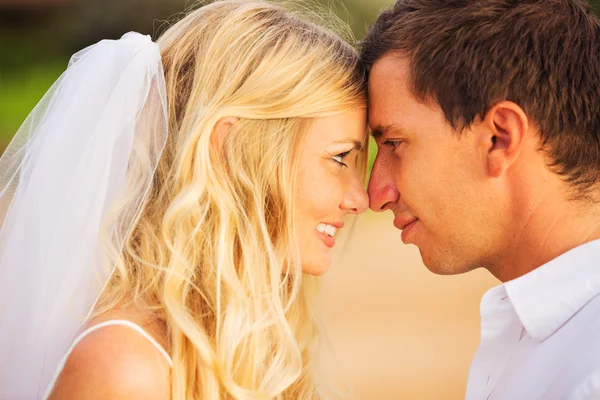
[{"x1": 331, "y1": 150, "x2": 352, "y2": 167}]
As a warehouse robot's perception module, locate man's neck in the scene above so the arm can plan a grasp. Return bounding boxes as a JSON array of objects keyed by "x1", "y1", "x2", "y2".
[{"x1": 492, "y1": 189, "x2": 600, "y2": 282}]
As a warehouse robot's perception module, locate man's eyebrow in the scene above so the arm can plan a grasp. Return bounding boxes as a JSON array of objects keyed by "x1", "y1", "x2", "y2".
[
  {"x1": 371, "y1": 124, "x2": 402, "y2": 139},
  {"x1": 333, "y1": 139, "x2": 364, "y2": 151}
]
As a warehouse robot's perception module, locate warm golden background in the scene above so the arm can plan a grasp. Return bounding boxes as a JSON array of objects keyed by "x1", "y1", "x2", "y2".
[
  {"x1": 3, "y1": 0, "x2": 598, "y2": 398},
  {"x1": 319, "y1": 212, "x2": 496, "y2": 399}
]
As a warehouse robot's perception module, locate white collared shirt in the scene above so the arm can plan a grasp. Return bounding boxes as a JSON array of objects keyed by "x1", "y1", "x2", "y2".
[{"x1": 466, "y1": 239, "x2": 600, "y2": 400}]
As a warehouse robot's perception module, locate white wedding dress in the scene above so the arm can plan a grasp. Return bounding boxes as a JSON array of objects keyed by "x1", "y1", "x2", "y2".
[{"x1": 0, "y1": 32, "x2": 169, "y2": 399}]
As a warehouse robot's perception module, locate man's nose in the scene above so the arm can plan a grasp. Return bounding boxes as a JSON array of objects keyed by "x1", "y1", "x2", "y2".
[{"x1": 368, "y1": 156, "x2": 400, "y2": 212}]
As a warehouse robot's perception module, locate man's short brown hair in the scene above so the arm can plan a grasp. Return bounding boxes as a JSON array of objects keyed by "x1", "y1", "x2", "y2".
[{"x1": 361, "y1": 0, "x2": 600, "y2": 194}]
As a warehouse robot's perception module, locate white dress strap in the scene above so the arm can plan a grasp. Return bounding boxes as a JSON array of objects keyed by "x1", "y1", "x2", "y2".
[{"x1": 43, "y1": 319, "x2": 172, "y2": 399}]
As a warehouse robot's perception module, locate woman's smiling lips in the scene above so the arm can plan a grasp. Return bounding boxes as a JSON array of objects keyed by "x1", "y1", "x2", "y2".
[{"x1": 316, "y1": 221, "x2": 344, "y2": 248}]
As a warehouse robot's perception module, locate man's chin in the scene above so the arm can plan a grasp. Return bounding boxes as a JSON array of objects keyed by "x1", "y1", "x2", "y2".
[{"x1": 420, "y1": 250, "x2": 477, "y2": 276}]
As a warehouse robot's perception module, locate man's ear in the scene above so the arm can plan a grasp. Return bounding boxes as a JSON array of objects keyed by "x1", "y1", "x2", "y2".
[
  {"x1": 483, "y1": 101, "x2": 528, "y2": 178},
  {"x1": 211, "y1": 116, "x2": 239, "y2": 152}
]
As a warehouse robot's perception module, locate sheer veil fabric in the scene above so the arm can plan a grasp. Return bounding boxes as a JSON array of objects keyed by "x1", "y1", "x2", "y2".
[{"x1": 0, "y1": 32, "x2": 168, "y2": 399}]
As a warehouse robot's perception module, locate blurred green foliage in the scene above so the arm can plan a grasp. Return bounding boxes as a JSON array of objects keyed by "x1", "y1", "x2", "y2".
[
  {"x1": 2, "y1": 0, "x2": 600, "y2": 151},
  {"x1": 0, "y1": 0, "x2": 391, "y2": 148},
  {"x1": 0, "y1": 63, "x2": 64, "y2": 137}
]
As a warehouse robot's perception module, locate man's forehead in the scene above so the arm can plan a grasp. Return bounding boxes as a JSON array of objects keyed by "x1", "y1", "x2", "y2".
[
  {"x1": 368, "y1": 56, "x2": 410, "y2": 130},
  {"x1": 368, "y1": 56, "x2": 412, "y2": 111},
  {"x1": 369, "y1": 52, "x2": 411, "y2": 84}
]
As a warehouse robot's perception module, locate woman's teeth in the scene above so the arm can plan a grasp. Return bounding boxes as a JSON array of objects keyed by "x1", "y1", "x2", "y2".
[{"x1": 317, "y1": 223, "x2": 337, "y2": 237}]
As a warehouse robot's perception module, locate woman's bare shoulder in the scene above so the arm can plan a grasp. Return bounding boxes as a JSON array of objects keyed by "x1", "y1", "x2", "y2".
[{"x1": 48, "y1": 312, "x2": 171, "y2": 399}]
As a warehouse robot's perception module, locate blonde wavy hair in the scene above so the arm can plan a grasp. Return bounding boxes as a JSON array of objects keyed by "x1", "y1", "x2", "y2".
[{"x1": 95, "y1": 1, "x2": 367, "y2": 398}]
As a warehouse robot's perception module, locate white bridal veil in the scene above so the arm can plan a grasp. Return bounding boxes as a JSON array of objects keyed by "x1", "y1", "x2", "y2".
[{"x1": 0, "y1": 32, "x2": 168, "y2": 399}]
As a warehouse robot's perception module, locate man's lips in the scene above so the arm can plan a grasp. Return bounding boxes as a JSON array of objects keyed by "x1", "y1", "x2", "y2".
[
  {"x1": 393, "y1": 215, "x2": 418, "y2": 231},
  {"x1": 395, "y1": 215, "x2": 419, "y2": 244}
]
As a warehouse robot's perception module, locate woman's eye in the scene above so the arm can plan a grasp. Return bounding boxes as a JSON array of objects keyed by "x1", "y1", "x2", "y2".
[{"x1": 332, "y1": 150, "x2": 351, "y2": 167}]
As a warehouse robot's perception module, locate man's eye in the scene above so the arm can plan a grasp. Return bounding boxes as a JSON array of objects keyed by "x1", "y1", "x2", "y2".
[{"x1": 383, "y1": 140, "x2": 403, "y2": 149}]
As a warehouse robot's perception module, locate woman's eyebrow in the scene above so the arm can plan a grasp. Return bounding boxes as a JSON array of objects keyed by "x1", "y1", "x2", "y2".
[{"x1": 332, "y1": 139, "x2": 364, "y2": 151}]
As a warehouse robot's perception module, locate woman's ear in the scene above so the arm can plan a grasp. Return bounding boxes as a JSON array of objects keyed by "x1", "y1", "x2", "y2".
[
  {"x1": 211, "y1": 116, "x2": 239, "y2": 152},
  {"x1": 483, "y1": 101, "x2": 529, "y2": 178}
]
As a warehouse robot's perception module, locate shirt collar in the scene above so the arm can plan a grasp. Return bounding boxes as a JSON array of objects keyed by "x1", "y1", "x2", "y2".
[{"x1": 503, "y1": 239, "x2": 600, "y2": 341}]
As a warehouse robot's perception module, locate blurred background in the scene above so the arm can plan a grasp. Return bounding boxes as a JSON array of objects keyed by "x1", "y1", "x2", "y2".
[
  {"x1": 1, "y1": 0, "x2": 598, "y2": 398},
  {"x1": 0, "y1": 0, "x2": 391, "y2": 150}
]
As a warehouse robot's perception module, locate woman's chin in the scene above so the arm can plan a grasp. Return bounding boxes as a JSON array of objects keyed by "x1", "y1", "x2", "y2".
[{"x1": 301, "y1": 255, "x2": 332, "y2": 276}]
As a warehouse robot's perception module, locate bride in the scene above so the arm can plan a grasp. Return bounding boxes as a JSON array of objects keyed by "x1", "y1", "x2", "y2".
[{"x1": 0, "y1": 0, "x2": 369, "y2": 399}]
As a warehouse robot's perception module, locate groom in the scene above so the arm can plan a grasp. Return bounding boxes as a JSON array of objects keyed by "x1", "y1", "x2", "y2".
[{"x1": 362, "y1": 0, "x2": 600, "y2": 398}]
